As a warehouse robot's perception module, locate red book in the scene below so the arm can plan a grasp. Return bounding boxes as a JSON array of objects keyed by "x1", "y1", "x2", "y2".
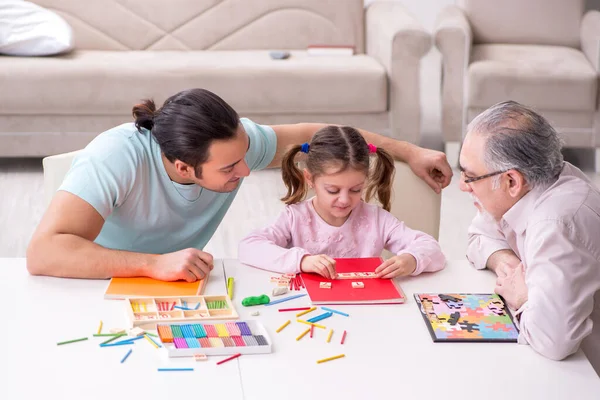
[{"x1": 301, "y1": 257, "x2": 405, "y2": 305}]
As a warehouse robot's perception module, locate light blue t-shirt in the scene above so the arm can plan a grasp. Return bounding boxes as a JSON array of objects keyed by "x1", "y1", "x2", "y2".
[{"x1": 59, "y1": 118, "x2": 277, "y2": 254}]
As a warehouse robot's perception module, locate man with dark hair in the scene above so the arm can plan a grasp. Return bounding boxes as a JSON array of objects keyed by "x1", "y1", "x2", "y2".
[
  {"x1": 27, "y1": 88, "x2": 452, "y2": 283},
  {"x1": 460, "y1": 100, "x2": 600, "y2": 374}
]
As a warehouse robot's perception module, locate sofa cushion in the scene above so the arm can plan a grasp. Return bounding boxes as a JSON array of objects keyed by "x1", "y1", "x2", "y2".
[
  {"x1": 0, "y1": 50, "x2": 387, "y2": 115},
  {"x1": 459, "y1": 0, "x2": 584, "y2": 47},
  {"x1": 467, "y1": 44, "x2": 597, "y2": 112}
]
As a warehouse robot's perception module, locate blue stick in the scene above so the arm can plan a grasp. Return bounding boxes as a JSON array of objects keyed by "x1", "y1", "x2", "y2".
[
  {"x1": 174, "y1": 305, "x2": 193, "y2": 311},
  {"x1": 194, "y1": 302, "x2": 201, "y2": 310},
  {"x1": 157, "y1": 368, "x2": 194, "y2": 372},
  {"x1": 307, "y1": 312, "x2": 333, "y2": 323},
  {"x1": 322, "y1": 307, "x2": 350, "y2": 317},
  {"x1": 100, "y1": 341, "x2": 135, "y2": 347},
  {"x1": 120, "y1": 349, "x2": 132, "y2": 363},
  {"x1": 264, "y1": 293, "x2": 307, "y2": 306}
]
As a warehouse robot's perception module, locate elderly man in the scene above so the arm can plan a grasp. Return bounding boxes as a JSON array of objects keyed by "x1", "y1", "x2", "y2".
[{"x1": 460, "y1": 101, "x2": 600, "y2": 374}]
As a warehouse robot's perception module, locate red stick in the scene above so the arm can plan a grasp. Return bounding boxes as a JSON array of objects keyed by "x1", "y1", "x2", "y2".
[
  {"x1": 279, "y1": 307, "x2": 311, "y2": 312},
  {"x1": 310, "y1": 324, "x2": 314, "y2": 338},
  {"x1": 341, "y1": 330, "x2": 347, "y2": 345},
  {"x1": 217, "y1": 353, "x2": 242, "y2": 365}
]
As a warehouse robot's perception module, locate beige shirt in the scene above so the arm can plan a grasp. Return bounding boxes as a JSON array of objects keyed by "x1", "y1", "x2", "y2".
[{"x1": 466, "y1": 162, "x2": 600, "y2": 375}]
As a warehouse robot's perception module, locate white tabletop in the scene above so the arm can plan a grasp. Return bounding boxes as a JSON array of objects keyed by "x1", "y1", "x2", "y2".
[
  {"x1": 0, "y1": 258, "x2": 242, "y2": 400},
  {"x1": 2, "y1": 258, "x2": 599, "y2": 400},
  {"x1": 223, "y1": 258, "x2": 600, "y2": 400}
]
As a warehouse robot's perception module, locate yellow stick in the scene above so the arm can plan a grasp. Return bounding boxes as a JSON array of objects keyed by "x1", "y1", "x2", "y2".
[
  {"x1": 296, "y1": 327, "x2": 311, "y2": 341},
  {"x1": 144, "y1": 334, "x2": 159, "y2": 349},
  {"x1": 142, "y1": 303, "x2": 147, "y2": 312},
  {"x1": 227, "y1": 277, "x2": 234, "y2": 300},
  {"x1": 296, "y1": 319, "x2": 326, "y2": 329},
  {"x1": 326, "y1": 329, "x2": 333, "y2": 343},
  {"x1": 317, "y1": 354, "x2": 345, "y2": 364},
  {"x1": 296, "y1": 307, "x2": 316, "y2": 317},
  {"x1": 97, "y1": 320, "x2": 103, "y2": 334},
  {"x1": 276, "y1": 320, "x2": 291, "y2": 333}
]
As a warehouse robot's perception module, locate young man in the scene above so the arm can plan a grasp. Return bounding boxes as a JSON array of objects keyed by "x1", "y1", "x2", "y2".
[{"x1": 27, "y1": 88, "x2": 452, "y2": 282}]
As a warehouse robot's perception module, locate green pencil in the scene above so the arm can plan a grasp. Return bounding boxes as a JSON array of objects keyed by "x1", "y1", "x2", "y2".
[{"x1": 57, "y1": 337, "x2": 88, "y2": 346}]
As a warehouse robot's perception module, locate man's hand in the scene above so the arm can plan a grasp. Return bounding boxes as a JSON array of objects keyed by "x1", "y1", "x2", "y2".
[
  {"x1": 405, "y1": 146, "x2": 453, "y2": 194},
  {"x1": 486, "y1": 249, "x2": 521, "y2": 277},
  {"x1": 375, "y1": 254, "x2": 417, "y2": 278},
  {"x1": 300, "y1": 254, "x2": 337, "y2": 279},
  {"x1": 150, "y1": 248, "x2": 214, "y2": 282},
  {"x1": 495, "y1": 262, "x2": 528, "y2": 310}
]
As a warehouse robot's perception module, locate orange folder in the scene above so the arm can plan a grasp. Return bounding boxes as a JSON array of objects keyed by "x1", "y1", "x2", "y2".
[{"x1": 104, "y1": 277, "x2": 206, "y2": 300}]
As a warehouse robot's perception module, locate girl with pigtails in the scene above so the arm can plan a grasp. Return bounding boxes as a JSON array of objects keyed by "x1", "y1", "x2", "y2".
[{"x1": 238, "y1": 125, "x2": 445, "y2": 278}]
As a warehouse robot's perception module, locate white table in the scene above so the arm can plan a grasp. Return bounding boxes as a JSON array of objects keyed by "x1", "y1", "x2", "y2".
[
  {"x1": 223, "y1": 258, "x2": 600, "y2": 400},
  {"x1": 1, "y1": 258, "x2": 599, "y2": 400},
  {"x1": 0, "y1": 258, "x2": 243, "y2": 400}
]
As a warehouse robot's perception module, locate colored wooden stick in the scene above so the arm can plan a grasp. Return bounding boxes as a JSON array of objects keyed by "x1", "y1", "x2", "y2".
[
  {"x1": 101, "y1": 333, "x2": 126, "y2": 345},
  {"x1": 327, "y1": 329, "x2": 334, "y2": 343},
  {"x1": 321, "y1": 307, "x2": 349, "y2": 317},
  {"x1": 307, "y1": 312, "x2": 333, "y2": 323},
  {"x1": 144, "y1": 332, "x2": 158, "y2": 338},
  {"x1": 217, "y1": 353, "x2": 241, "y2": 365},
  {"x1": 93, "y1": 333, "x2": 120, "y2": 337},
  {"x1": 264, "y1": 293, "x2": 306, "y2": 306},
  {"x1": 97, "y1": 321, "x2": 103, "y2": 334},
  {"x1": 296, "y1": 327, "x2": 311, "y2": 341},
  {"x1": 158, "y1": 368, "x2": 194, "y2": 372},
  {"x1": 279, "y1": 307, "x2": 311, "y2": 312},
  {"x1": 57, "y1": 337, "x2": 88, "y2": 346},
  {"x1": 341, "y1": 330, "x2": 347, "y2": 345},
  {"x1": 227, "y1": 277, "x2": 234, "y2": 300},
  {"x1": 120, "y1": 349, "x2": 132, "y2": 363},
  {"x1": 297, "y1": 319, "x2": 326, "y2": 329},
  {"x1": 310, "y1": 324, "x2": 314, "y2": 338},
  {"x1": 276, "y1": 320, "x2": 291, "y2": 333},
  {"x1": 296, "y1": 307, "x2": 317, "y2": 317},
  {"x1": 144, "y1": 334, "x2": 161, "y2": 348},
  {"x1": 317, "y1": 354, "x2": 345, "y2": 364}
]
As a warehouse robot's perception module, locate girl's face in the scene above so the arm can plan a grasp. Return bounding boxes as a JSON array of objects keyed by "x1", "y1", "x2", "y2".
[{"x1": 304, "y1": 165, "x2": 367, "y2": 226}]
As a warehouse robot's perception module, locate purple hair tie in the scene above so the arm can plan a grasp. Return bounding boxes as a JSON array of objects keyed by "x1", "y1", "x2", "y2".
[{"x1": 300, "y1": 143, "x2": 310, "y2": 153}]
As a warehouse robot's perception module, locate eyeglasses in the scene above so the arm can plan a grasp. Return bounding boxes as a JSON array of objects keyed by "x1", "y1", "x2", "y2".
[{"x1": 461, "y1": 169, "x2": 509, "y2": 184}]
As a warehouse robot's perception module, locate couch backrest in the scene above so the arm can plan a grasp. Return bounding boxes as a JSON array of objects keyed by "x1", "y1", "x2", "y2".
[
  {"x1": 33, "y1": 0, "x2": 364, "y2": 52},
  {"x1": 458, "y1": 0, "x2": 584, "y2": 48}
]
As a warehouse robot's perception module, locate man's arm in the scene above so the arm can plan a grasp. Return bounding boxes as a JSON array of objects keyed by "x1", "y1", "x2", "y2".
[
  {"x1": 466, "y1": 211, "x2": 519, "y2": 275},
  {"x1": 26, "y1": 192, "x2": 211, "y2": 281},
  {"x1": 512, "y1": 221, "x2": 600, "y2": 360},
  {"x1": 268, "y1": 123, "x2": 452, "y2": 193}
]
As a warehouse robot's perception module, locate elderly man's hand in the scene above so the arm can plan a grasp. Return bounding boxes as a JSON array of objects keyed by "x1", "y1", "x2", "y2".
[{"x1": 495, "y1": 263, "x2": 528, "y2": 310}]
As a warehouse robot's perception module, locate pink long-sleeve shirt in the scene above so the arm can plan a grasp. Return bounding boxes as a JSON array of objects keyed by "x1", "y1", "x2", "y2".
[
  {"x1": 238, "y1": 198, "x2": 446, "y2": 276},
  {"x1": 466, "y1": 162, "x2": 600, "y2": 375}
]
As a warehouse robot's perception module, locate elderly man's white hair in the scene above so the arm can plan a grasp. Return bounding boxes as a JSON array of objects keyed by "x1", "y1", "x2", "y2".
[{"x1": 467, "y1": 101, "x2": 564, "y2": 189}]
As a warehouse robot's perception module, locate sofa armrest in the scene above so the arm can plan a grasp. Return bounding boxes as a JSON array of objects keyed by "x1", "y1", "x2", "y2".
[
  {"x1": 581, "y1": 10, "x2": 600, "y2": 73},
  {"x1": 366, "y1": 1, "x2": 431, "y2": 144},
  {"x1": 434, "y1": 5, "x2": 472, "y2": 142}
]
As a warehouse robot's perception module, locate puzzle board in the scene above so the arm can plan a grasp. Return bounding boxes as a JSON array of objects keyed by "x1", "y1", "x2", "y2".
[
  {"x1": 414, "y1": 293, "x2": 519, "y2": 342},
  {"x1": 126, "y1": 295, "x2": 238, "y2": 329},
  {"x1": 158, "y1": 320, "x2": 272, "y2": 357}
]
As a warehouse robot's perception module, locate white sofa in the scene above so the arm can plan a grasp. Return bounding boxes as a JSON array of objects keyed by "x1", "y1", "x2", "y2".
[{"x1": 1, "y1": 0, "x2": 432, "y2": 156}]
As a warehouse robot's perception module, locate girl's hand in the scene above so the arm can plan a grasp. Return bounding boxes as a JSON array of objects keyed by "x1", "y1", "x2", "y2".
[
  {"x1": 300, "y1": 254, "x2": 337, "y2": 279},
  {"x1": 375, "y1": 254, "x2": 417, "y2": 278}
]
